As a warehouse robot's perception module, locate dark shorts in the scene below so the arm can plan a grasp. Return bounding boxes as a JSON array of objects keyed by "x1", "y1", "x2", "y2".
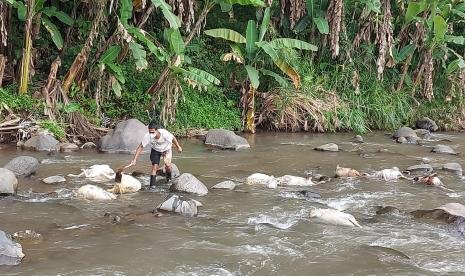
[{"x1": 150, "y1": 149, "x2": 163, "y2": 165}]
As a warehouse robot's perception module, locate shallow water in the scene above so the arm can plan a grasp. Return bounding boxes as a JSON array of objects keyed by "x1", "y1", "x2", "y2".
[{"x1": 1, "y1": 132, "x2": 465, "y2": 275}]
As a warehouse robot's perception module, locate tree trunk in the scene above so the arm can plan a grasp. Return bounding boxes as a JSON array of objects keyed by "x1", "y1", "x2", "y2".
[
  {"x1": 42, "y1": 57, "x2": 61, "y2": 120},
  {"x1": 246, "y1": 84, "x2": 256, "y2": 133},
  {"x1": 145, "y1": 2, "x2": 214, "y2": 95},
  {"x1": 62, "y1": 0, "x2": 105, "y2": 95},
  {"x1": 0, "y1": 54, "x2": 5, "y2": 87},
  {"x1": 18, "y1": 0, "x2": 34, "y2": 94}
]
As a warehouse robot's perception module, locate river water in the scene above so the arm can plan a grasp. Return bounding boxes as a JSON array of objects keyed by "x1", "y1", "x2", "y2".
[{"x1": 1, "y1": 132, "x2": 464, "y2": 275}]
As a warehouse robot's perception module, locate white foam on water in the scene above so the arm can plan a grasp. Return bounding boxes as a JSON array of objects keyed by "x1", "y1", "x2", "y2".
[
  {"x1": 447, "y1": 191, "x2": 465, "y2": 198},
  {"x1": 62, "y1": 224, "x2": 90, "y2": 230},
  {"x1": 248, "y1": 214, "x2": 299, "y2": 230},
  {"x1": 160, "y1": 265, "x2": 234, "y2": 276}
]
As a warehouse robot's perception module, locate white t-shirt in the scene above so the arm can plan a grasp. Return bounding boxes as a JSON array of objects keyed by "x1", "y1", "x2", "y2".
[{"x1": 141, "y1": 129, "x2": 174, "y2": 152}]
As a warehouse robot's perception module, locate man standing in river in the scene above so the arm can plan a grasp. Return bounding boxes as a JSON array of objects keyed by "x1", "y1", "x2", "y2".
[{"x1": 126, "y1": 122, "x2": 182, "y2": 188}]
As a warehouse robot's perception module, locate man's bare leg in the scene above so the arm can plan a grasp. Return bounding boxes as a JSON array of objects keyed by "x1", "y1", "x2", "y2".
[{"x1": 150, "y1": 164, "x2": 159, "y2": 187}]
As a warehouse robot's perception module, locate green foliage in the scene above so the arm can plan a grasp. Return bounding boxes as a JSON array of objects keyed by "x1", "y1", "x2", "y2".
[
  {"x1": 0, "y1": 86, "x2": 39, "y2": 114},
  {"x1": 37, "y1": 120, "x2": 66, "y2": 139},
  {"x1": 169, "y1": 86, "x2": 242, "y2": 135}
]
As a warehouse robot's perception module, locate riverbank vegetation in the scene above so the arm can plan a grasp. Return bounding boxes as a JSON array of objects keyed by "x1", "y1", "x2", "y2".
[{"x1": 0, "y1": 0, "x2": 464, "y2": 142}]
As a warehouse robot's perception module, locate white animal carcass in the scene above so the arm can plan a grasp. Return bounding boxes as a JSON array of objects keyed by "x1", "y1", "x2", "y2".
[
  {"x1": 277, "y1": 175, "x2": 314, "y2": 186},
  {"x1": 68, "y1": 164, "x2": 115, "y2": 182},
  {"x1": 309, "y1": 208, "x2": 362, "y2": 228},
  {"x1": 76, "y1": 184, "x2": 116, "y2": 200},
  {"x1": 246, "y1": 173, "x2": 278, "y2": 189},
  {"x1": 107, "y1": 174, "x2": 141, "y2": 194}
]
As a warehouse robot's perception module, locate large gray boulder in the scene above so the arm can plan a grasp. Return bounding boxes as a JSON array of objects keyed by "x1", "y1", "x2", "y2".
[
  {"x1": 442, "y1": 163, "x2": 462, "y2": 176},
  {"x1": 23, "y1": 134, "x2": 59, "y2": 152},
  {"x1": 98, "y1": 119, "x2": 148, "y2": 154},
  {"x1": 3, "y1": 156, "x2": 38, "y2": 177},
  {"x1": 157, "y1": 194, "x2": 198, "y2": 217},
  {"x1": 416, "y1": 117, "x2": 438, "y2": 132},
  {"x1": 393, "y1": 127, "x2": 418, "y2": 139},
  {"x1": 0, "y1": 229, "x2": 25, "y2": 265},
  {"x1": 431, "y1": 144, "x2": 457, "y2": 155},
  {"x1": 314, "y1": 143, "x2": 339, "y2": 152},
  {"x1": 170, "y1": 173, "x2": 208, "y2": 195},
  {"x1": 204, "y1": 129, "x2": 250, "y2": 150},
  {"x1": 0, "y1": 168, "x2": 18, "y2": 194}
]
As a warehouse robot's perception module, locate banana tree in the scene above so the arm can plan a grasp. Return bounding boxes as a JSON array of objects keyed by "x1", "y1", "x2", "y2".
[
  {"x1": 205, "y1": 7, "x2": 318, "y2": 133},
  {"x1": 398, "y1": 0, "x2": 465, "y2": 99},
  {"x1": 5, "y1": 0, "x2": 73, "y2": 94}
]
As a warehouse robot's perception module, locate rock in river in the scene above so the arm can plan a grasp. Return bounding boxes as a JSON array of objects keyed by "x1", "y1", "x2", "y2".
[
  {"x1": 204, "y1": 129, "x2": 250, "y2": 150},
  {"x1": 81, "y1": 142, "x2": 97, "y2": 150},
  {"x1": 393, "y1": 127, "x2": 419, "y2": 144},
  {"x1": 60, "y1": 142, "x2": 79, "y2": 152},
  {"x1": 98, "y1": 119, "x2": 148, "y2": 154},
  {"x1": 314, "y1": 143, "x2": 339, "y2": 152},
  {"x1": 405, "y1": 164, "x2": 433, "y2": 174},
  {"x1": 416, "y1": 117, "x2": 438, "y2": 132},
  {"x1": 42, "y1": 175, "x2": 66, "y2": 184},
  {"x1": 411, "y1": 203, "x2": 465, "y2": 224},
  {"x1": 442, "y1": 162, "x2": 462, "y2": 176},
  {"x1": 170, "y1": 173, "x2": 208, "y2": 195},
  {"x1": 3, "y1": 156, "x2": 38, "y2": 177},
  {"x1": 352, "y1": 135, "x2": 364, "y2": 143},
  {"x1": 0, "y1": 229, "x2": 25, "y2": 265},
  {"x1": 157, "y1": 194, "x2": 198, "y2": 217},
  {"x1": 23, "y1": 134, "x2": 60, "y2": 152},
  {"x1": 212, "y1": 180, "x2": 236, "y2": 190},
  {"x1": 0, "y1": 168, "x2": 18, "y2": 195},
  {"x1": 431, "y1": 144, "x2": 457, "y2": 155}
]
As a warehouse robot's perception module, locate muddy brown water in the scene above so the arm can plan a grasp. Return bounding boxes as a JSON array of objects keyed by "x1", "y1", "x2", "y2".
[{"x1": 1, "y1": 132, "x2": 465, "y2": 275}]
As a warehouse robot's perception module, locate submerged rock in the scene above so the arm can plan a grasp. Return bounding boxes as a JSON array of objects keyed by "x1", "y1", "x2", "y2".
[
  {"x1": 23, "y1": 134, "x2": 60, "y2": 152},
  {"x1": 296, "y1": 190, "x2": 321, "y2": 199},
  {"x1": 0, "y1": 168, "x2": 18, "y2": 195},
  {"x1": 170, "y1": 173, "x2": 208, "y2": 195},
  {"x1": 60, "y1": 142, "x2": 79, "y2": 152},
  {"x1": 3, "y1": 156, "x2": 38, "y2": 177},
  {"x1": 212, "y1": 180, "x2": 236, "y2": 190},
  {"x1": 411, "y1": 203, "x2": 465, "y2": 222},
  {"x1": 431, "y1": 144, "x2": 457, "y2": 155},
  {"x1": 416, "y1": 117, "x2": 438, "y2": 132},
  {"x1": 157, "y1": 194, "x2": 198, "y2": 217},
  {"x1": 81, "y1": 142, "x2": 97, "y2": 150},
  {"x1": 314, "y1": 143, "x2": 339, "y2": 152},
  {"x1": 375, "y1": 206, "x2": 401, "y2": 215},
  {"x1": 442, "y1": 162, "x2": 462, "y2": 176},
  {"x1": 414, "y1": 129, "x2": 431, "y2": 139},
  {"x1": 405, "y1": 164, "x2": 433, "y2": 174},
  {"x1": 157, "y1": 163, "x2": 181, "y2": 178},
  {"x1": 98, "y1": 119, "x2": 148, "y2": 154},
  {"x1": 204, "y1": 129, "x2": 250, "y2": 150},
  {"x1": 393, "y1": 127, "x2": 418, "y2": 139},
  {"x1": 0, "y1": 229, "x2": 25, "y2": 265},
  {"x1": 42, "y1": 175, "x2": 66, "y2": 184},
  {"x1": 352, "y1": 135, "x2": 364, "y2": 143}
]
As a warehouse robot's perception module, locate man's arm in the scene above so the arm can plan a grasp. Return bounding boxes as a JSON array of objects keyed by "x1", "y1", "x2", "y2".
[
  {"x1": 128, "y1": 143, "x2": 144, "y2": 166},
  {"x1": 172, "y1": 136, "x2": 182, "y2": 152}
]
